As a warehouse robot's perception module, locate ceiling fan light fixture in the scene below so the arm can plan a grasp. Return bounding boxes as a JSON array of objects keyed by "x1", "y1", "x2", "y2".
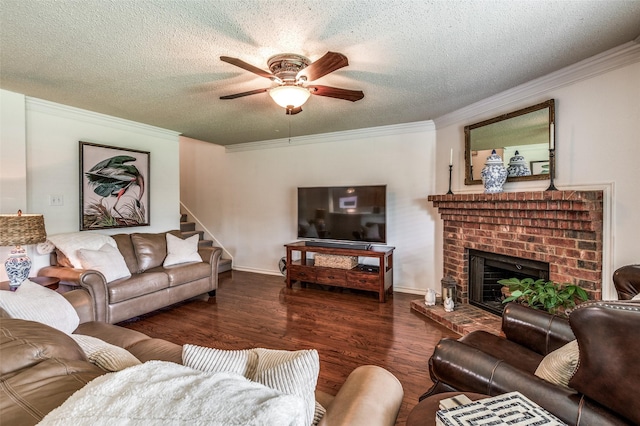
[{"x1": 269, "y1": 85, "x2": 311, "y2": 109}]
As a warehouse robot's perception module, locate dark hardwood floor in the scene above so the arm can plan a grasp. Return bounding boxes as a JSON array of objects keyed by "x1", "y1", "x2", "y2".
[{"x1": 119, "y1": 270, "x2": 460, "y2": 425}]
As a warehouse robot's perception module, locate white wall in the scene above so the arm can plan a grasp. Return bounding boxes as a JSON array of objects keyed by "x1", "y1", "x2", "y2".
[
  {"x1": 181, "y1": 122, "x2": 437, "y2": 294},
  {"x1": 434, "y1": 47, "x2": 640, "y2": 299},
  {"x1": 0, "y1": 91, "x2": 181, "y2": 281},
  {"x1": 0, "y1": 91, "x2": 27, "y2": 213}
]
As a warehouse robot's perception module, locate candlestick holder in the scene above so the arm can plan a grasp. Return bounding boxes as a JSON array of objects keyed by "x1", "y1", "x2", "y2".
[
  {"x1": 447, "y1": 164, "x2": 454, "y2": 195},
  {"x1": 546, "y1": 148, "x2": 557, "y2": 191}
]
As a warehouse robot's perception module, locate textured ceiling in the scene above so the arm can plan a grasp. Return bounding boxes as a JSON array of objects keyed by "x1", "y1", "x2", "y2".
[{"x1": 1, "y1": 1, "x2": 639, "y2": 146}]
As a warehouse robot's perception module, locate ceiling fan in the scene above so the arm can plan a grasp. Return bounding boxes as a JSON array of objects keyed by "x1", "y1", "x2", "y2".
[{"x1": 219, "y1": 52, "x2": 364, "y2": 115}]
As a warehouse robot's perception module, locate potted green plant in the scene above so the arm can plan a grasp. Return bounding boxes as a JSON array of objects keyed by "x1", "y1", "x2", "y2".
[{"x1": 498, "y1": 277, "x2": 588, "y2": 316}]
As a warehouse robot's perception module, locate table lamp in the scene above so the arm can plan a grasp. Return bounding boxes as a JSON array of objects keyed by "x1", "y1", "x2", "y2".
[{"x1": 0, "y1": 210, "x2": 47, "y2": 290}]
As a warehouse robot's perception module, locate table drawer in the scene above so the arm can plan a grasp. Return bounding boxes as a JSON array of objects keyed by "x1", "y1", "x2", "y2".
[
  {"x1": 346, "y1": 271, "x2": 380, "y2": 290},
  {"x1": 289, "y1": 265, "x2": 317, "y2": 282},
  {"x1": 316, "y1": 269, "x2": 347, "y2": 285}
]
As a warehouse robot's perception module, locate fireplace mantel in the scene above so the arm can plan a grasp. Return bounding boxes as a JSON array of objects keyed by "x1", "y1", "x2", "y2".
[{"x1": 429, "y1": 190, "x2": 603, "y2": 302}]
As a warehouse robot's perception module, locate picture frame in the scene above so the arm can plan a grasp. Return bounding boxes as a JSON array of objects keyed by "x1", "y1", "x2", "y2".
[
  {"x1": 79, "y1": 142, "x2": 150, "y2": 230},
  {"x1": 530, "y1": 160, "x2": 550, "y2": 175}
]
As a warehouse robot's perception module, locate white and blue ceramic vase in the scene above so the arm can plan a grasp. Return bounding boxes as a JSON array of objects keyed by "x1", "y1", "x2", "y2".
[
  {"x1": 507, "y1": 150, "x2": 531, "y2": 177},
  {"x1": 481, "y1": 149, "x2": 508, "y2": 194}
]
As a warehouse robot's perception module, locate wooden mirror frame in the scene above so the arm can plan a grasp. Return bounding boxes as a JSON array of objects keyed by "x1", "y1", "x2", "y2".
[{"x1": 464, "y1": 99, "x2": 555, "y2": 185}]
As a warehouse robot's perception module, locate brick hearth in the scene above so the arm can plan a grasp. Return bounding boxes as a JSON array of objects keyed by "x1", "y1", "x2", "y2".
[
  {"x1": 411, "y1": 298, "x2": 503, "y2": 336},
  {"x1": 427, "y1": 190, "x2": 604, "y2": 305}
]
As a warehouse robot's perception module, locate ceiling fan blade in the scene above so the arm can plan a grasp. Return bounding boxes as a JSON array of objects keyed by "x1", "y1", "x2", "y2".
[
  {"x1": 308, "y1": 85, "x2": 364, "y2": 102},
  {"x1": 297, "y1": 52, "x2": 349, "y2": 81},
  {"x1": 286, "y1": 106, "x2": 303, "y2": 115},
  {"x1": 219, "y1": 88, "x2": 269, "y2": 100},
  {"x1": 220, "y1": 56, "x2": 279, "y2": 82}
]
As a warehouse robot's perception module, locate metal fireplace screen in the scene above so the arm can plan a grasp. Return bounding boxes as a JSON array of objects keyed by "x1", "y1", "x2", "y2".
[{"x1": 468, "y1": 249, "x2": 549, "y2": 316}]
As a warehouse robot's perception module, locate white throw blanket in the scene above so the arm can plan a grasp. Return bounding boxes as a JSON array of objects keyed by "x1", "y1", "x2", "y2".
[{"x1": 38, "y1": 361, "x2": 306, "y2": 426}]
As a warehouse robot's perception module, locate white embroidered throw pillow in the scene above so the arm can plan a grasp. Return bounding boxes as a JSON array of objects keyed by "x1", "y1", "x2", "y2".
[
  {"x1": 163, "y1": 233, "x2": 202, "y2": 267},
  {"x1": 77, "y1": 244, "x2": 131, "y2": 283},
  {"x1": 0, "y1": 280, "x2": 80, "y2": 333}
]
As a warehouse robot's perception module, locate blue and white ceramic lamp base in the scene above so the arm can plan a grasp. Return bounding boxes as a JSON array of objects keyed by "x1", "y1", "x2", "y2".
[{"x1": 5, "y1": 247, "x2": 31, "y2": 290}]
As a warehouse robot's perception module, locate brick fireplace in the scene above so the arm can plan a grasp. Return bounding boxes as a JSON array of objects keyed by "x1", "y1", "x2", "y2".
[{"x1": 429, "y1": 190, "x2": 604, "y2": 304}]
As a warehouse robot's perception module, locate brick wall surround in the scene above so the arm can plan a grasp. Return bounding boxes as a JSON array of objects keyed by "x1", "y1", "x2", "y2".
[{"x1": 428, "y1": 190, "x2": 604, "y2": 303}]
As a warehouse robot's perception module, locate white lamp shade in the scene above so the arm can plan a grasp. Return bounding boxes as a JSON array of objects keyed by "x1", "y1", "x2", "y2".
[{"x1": 269, "y1": 85, "x2": 311, "y2": 109}]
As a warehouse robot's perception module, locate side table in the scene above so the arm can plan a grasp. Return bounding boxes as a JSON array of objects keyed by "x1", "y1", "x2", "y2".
[
  {"x1": 0, "y1": 276, "x2": 60, "y2": 291},
  {"x1": 29, "y1": 276, "x2": 61, "y2": 290},
  {"x1": 406, "y1": 392, "x2": 489, "y2": 426}
]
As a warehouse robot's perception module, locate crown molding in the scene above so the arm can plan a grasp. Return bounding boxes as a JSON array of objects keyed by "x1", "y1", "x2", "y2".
[
  {"x1": 225, "y1": 120, "x2": 435, "y2": 153},
  {"x1": 25, "y1": 97, "x2": 181, "y2": 141},
  {"x1": 434, "y1": 41, "x2": 640, "y2": 129}
]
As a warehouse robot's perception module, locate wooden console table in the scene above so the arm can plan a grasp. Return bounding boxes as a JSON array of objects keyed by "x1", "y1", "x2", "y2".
[{"x1": 284, "y1": 241, "x2": 394, "y2": 302}]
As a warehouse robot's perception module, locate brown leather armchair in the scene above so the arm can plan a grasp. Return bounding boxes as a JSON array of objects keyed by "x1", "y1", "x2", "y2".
[
  {"x1": 423, "y1": 301, "x2": 640, "y2": 425},
  {"x1": 613, "y1": 264, "x2": 640, "y2": 299}
]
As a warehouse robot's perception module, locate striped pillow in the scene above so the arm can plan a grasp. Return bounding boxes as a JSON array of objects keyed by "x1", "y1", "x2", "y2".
[
  {"x1": 71, "y1": 334, "x2": 141, "y2": 372},
  {"x1": 183, "y1": 345, "x2": 320, "y2": 426},
  {"x1": 534, "y1": 339, "x2": 579, "y2": 388},
  {"x1": 252, "y1": 348, "x2": 319, "y2": 426},
  {"x1": 182, "y1": 345, "x2": 258, "y2": 377}
]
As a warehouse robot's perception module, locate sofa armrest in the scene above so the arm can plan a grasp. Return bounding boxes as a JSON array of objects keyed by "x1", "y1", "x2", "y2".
[
  {"x1": 502, "y1": 302, "x2": 574, "y2": 355},
  {"x1": 199, "y1": 246, "x2": 223, "y2": 290},
  {"x1": 39, "y1": 265, "x2": 110, "y2": 323},
  {"x1": 318, "y1": 365, "x2": 403, "y2": 426},
  {"x1": 62, "y1": 289, "x2": 96, "y2": 323},
  {"x1": 199, "y1": 246, "x2": 222, "y2": 266}
]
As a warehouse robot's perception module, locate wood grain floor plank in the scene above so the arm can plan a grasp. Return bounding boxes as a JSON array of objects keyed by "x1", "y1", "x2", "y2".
[{"x1": 119, "y1": 270, "x2": 460, "y2": 425}]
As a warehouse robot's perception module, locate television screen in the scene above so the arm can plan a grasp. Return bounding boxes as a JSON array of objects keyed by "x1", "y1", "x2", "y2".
[{"x1": 297, "y1": 185, "x2": 386, "y2": 244}]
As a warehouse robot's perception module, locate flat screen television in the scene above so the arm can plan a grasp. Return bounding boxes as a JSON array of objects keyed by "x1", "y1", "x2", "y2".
[{"x1": 297, "y1": 185, "x2": 387, "y2": 244}]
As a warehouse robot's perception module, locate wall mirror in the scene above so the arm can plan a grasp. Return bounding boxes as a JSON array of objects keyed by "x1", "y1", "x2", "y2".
[{"x1": 464, "y1": 99, "x2": 555, "y2": 185}]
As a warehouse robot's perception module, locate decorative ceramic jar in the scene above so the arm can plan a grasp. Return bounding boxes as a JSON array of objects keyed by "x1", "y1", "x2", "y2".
[
  {"x1": 481, "y1": 149, "x2": 508, "y2": 194},
  {"x1": 507, "y1": 150, "x2": 531, "y2": 177}
]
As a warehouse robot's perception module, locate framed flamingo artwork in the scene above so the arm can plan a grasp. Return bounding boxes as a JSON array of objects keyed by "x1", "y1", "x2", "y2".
[{"x1": 79, "y1": 142, "x2": 150, "y2": 230}]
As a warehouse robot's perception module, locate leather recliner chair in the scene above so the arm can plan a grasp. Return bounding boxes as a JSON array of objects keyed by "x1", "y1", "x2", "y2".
[
  {"x1": 613, "y1": 264, "x2": 640, "y2": 299},
  {"x1": 423, "y1": 299, "x2": 640, "y2": 425}
]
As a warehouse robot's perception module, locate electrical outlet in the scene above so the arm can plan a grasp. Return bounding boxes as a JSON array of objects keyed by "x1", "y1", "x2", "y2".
[{"x1": 49, "y1": 195, "x2": 63, "y2": 206}]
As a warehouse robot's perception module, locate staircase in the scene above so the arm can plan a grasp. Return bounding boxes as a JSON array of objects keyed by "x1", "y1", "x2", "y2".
[{"x1": 180, "y1": 214, "x2": 232, "y2": 273}]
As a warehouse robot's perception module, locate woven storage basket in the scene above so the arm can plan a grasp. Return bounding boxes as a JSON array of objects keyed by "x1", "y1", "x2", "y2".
[{"x1": 315, "y1": 254, "x2": 358, "y2": 269}]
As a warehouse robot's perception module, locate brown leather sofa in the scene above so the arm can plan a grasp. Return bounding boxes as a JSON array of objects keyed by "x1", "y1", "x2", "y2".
[
  {"x1": 423, "y1": 300, "x2": 640, "y2": 425},
  {"x1": 38, "y1": 230, "x2": 222, "y2": 324},
  {"x1": 0, "y1": 288, "x2": 404, "y2": 426}
]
